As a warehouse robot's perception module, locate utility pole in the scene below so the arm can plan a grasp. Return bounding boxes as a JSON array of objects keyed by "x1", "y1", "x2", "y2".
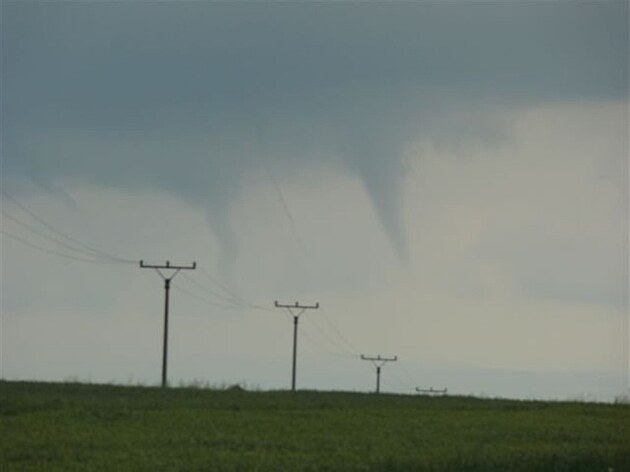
[
  {"x1": 274, "y1": 300, "x2": 319, "y2": 391},
  {"x1": 360, "y1": 354, "x2": 398, "y2": 394},
  {"x1": 140, "y1": 260, "x2": 196, "y2": 387},
  {"x1": 416, "y1": 387, "x2": 448, "y2": 395}
]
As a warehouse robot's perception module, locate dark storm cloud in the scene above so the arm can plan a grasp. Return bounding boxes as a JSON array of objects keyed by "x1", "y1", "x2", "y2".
[{"x1": 2, "y1": 1, "x2": 628, "y2": 259}]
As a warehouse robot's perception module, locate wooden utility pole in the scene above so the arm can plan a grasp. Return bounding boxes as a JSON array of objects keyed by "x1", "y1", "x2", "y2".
[
  {"x1": 140, "y1": 260, "x2": 196, "y2": 387},
  {"x1": 360, "y1": 354, "x2": 398, "y2": 394},
  {"x1": 274, "y1": 300, "x2": 319, "y2": 391}
]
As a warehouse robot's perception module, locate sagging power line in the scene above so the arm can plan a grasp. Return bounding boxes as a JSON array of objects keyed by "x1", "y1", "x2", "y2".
[
  {"x1": 274, "y1": 300, "x2": 319, "y2": 391},
  {"x1": 181, "y1": 269, "x2": 272, "y2": 312},
  {"x1": 1, "y1": 188, "x2": 134, "y2": 264},
  {"x1": 198, "y1": 266, "x2": 247, "y2": 304},
  {"x1": 320, "y1": 308, "x2": 360, "y2": 355},
  {"x1": 361, "y1": 354, "x2": 398, "y2": 394},
  {"x1": 297, "y1": 324, "x2": 356, "y2": 360},
  {"x1": 1, "y1": 230, "x2": 125, "y2": 264},
  {"x1": 1, "y1": 210, "x2": 122, "y2": 262},
  {"x1": 171, "y1": 282, "x2": 248, "y2": 311},
  {"x1": 180, "y1": 272, "x2": 250, "y2": 309},
  {"x1": 140, "y1": 260, "x2": 196, "y2": 387}
]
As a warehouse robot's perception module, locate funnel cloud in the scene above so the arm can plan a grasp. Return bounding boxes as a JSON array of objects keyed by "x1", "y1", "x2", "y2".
[{"x1": 3, "y1": 2, "x2": 627, "y2": 260}]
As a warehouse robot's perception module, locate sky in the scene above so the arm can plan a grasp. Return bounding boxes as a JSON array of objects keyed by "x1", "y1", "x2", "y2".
[{"x1": 1, "y1": 0, "x2": 628, "y2": 401}]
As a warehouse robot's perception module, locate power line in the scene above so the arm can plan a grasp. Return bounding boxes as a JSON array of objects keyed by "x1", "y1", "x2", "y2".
[
  {"x1": 1, "y1": 188, "x2": 134, "y2": 263},
  {"x1": 388, "y1": 363, "x2": 415, "y2": 393},
  {"x1": 256, "y1": 129, "x2": 309, "y2": 258},
  {"x1": 263, "y1": 162, "x2": 309, "y2": 257},
  {"x1": 183, "y1": 269, "x2": 273, "y2": 312},
  {"x1": 319, "y1": 307, "x2": 361, "y2": 355},
  {"x1": 180, "y1": 272, "x2": 250, "y2": 308},
  {"x1": 398, "y1": 360, "x2": 420, "y2": 385},
  {"x1": 1, "y1": 210, "x2": 129, "y2": 263},
  {"x1": 197, "y1": 266, "x2": 272, "y2": 311},
  {"x1": 1, "y1": 230, "x2": 124, "y2": 265},
  {"x1": 171, "y1": 282, "x2": 252, "y2": 311},
  {"x1": 197, "y1": 266, "x2": 242, "y2": 300},
  {"x1": 297, "y1": 317, "x2": 356, "y2": 358},
  {"x1": 303, "y1": 314, "x2": 355, "y2": 357},
  {"x1": 298, "y1": 325, "x2": 356, "y2": 360}
]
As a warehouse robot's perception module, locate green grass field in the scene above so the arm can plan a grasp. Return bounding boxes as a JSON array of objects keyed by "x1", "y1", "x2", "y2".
[{"x1": 1, "y1": 380, "x2": 628, "y2": 471}]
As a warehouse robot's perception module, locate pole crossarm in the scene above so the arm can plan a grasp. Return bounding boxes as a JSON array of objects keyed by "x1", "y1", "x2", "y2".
[
  {"x1": 274, "y1": 300, "x2": 320, "y2": 392},
  {"x1": 140, "y1": 260, "x2": 197, "y2": 271},
  {"x1": 274, "y1": 300, "x2": 319, "y2": 314},
  {"x1": 360, "y1": 354, "x2": 398, "y2": 368},
  {"x1": 140, "y1": 259, "x2": 196, "y2": 387}
]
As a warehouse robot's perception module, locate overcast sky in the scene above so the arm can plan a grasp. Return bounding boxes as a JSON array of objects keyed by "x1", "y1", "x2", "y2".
[{"x1": 1, "y1": 1, "x2": 628, "y2": 401}]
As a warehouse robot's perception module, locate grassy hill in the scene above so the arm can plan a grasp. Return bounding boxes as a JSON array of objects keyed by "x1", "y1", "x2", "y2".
[{"x1": 1, "y1": 380, "x2": 628, "y2": 471}]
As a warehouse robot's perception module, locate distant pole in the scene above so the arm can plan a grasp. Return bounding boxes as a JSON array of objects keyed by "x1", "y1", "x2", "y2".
[
  {"x1": 140, "y1": 260, "x2": 196, "y2": 387},
  {"x1": 274, "y1": 300, "x2": 319, "y2": 391},
  {"x1": 360, "y1": 354, "x2": 398, "y2": 394},
  {"x1": 416, "y1": 387, "x2": 448, "y2": 395}
]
